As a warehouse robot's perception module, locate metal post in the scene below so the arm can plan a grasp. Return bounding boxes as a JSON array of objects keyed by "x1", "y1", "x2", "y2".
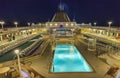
[
  {"x1": 15, "y1": 50, "x2": 22, "y2": 77},
  {"x1": 0, "y1": 21, "x2": 5, "y2": 29},
  {"x1": 108, "y1": 21, "x2": 112, "y2": 36},
  {"x1": 16, "y1": 24, "x2": 17, "y2": 28},
  {"x1": 17, "y1": 53, "x2": 22, "y2": 76},
  {"x1": 2, "y1": 24, "x2": 3, "y2": 29}
]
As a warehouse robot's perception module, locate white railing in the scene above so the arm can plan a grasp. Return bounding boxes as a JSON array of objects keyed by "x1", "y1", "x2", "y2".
[
  {"x1": 20, "y1": 37, "x2": 43, "y2": 56},
  {"x1": 0, "y1": 34, "x2": 39, "y2": 56}
]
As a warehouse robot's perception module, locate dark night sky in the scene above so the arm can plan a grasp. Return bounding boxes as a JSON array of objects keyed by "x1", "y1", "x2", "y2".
[{"x1": 0, "y1": 0, "x2": 120, "y2": 26}]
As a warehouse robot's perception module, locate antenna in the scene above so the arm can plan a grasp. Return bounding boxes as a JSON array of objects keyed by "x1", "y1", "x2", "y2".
[
  {"x1": 73, "y1": 13, "x2": 76, "y2": 22},
  {"x1": 58, "y1": 0, "x2": 64, "y2": 11}
]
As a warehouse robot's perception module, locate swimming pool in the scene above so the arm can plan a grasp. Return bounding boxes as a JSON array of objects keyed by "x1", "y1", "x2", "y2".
[{"x1": 51, "y1": 44, "x2": 93, "y2": 72}]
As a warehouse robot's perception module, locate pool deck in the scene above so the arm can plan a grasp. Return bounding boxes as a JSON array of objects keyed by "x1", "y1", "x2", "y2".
[
  {"x1": 1, "y1": 37, "x2": 110, "y2": 78},
  {"x1": 25, "y1": 38, "x2": 110, "y2": 78}
]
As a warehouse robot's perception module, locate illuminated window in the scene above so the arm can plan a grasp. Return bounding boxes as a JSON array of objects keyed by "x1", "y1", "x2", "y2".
[
  {"x1": 81, "y1": 23, "x2": 85, "y2": 25},
  {"x1": 39, "y1": 23, "x2": 41, "y2": 26},
  {"x1": 71, "y1": 23, "x2": 74, "y2": 26},
  {"x1": 50, "y1": 23, "x2": 53, "y2": 26},
  {"x1": 46, "y1": 24, "x2": 48, "y2": 26},
  {"x1": 55, "y1": 23, "x2": 58, "y2": 26},
  {"x1": 66, "y1": 23, "x2": 68, "y2": 26}
]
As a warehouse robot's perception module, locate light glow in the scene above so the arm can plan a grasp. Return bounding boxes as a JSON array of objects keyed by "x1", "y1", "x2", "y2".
[
  {"x1": 14, "y1": 49, "x2": 19, "y2": 54},
  {"x1": 66, "y1": 23, "x2": 68, "y2": 26},
  {"x1": 14, "y1": 22, "x2": 18, "y2": 25}
]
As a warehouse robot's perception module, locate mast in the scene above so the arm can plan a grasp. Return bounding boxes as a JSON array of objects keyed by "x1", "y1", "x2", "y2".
[{"x1": 58, "y1": 0, "x2": 64, "y2": 11}]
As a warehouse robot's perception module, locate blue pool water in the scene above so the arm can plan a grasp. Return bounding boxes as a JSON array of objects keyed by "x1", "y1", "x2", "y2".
[{"x1": 51, "y1": 44, "x2": 93, "y2": 72}]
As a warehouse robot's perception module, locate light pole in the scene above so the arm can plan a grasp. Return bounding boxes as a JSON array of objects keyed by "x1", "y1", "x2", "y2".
[
  {"x1": 108, "y1": 21, "x2": 112, "y2": 36},
  {"x1": 0, "y1": 21, "x2": 5, "y2": 29},
  {"x1": 31, "y1": 23, "x2": 35, "y2": 26},
  {"x1": 27, "y1": 22, "x2": 30, "y2": 26},
  {"x1": 14, "y1": 22, "x2": 18, "y2": 28},
  {"x1": 38, "y1": 23, "x2": 41, "y2": 26},
  {"x1": 14, "y1": 49, "x2": 22, "y2": 77},
  {"x1": 94, "y1": 22, "x2": 96, "y2": 26},
  {"x1": 71, "y1": 29, "x2": 74, "y2": 36}
]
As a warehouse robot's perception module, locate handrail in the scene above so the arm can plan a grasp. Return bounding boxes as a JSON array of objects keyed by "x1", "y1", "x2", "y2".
[
  {"x1": 82, "y1": 33, "x2": 120, "y2": 47},
  {"x1": 39, "y1": 39, "x2": 50, "y2": 56},
  {"x1": 20, "y1": 38, "x2": 43, "y2": 56},
  {"x1": 0, "y1": 34, "x2": 39, "y2": 56}
]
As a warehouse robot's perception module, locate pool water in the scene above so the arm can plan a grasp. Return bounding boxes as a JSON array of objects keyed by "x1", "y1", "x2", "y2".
[{"x1": 51, "y1": 44, "x2": 93, "y2": 72}]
